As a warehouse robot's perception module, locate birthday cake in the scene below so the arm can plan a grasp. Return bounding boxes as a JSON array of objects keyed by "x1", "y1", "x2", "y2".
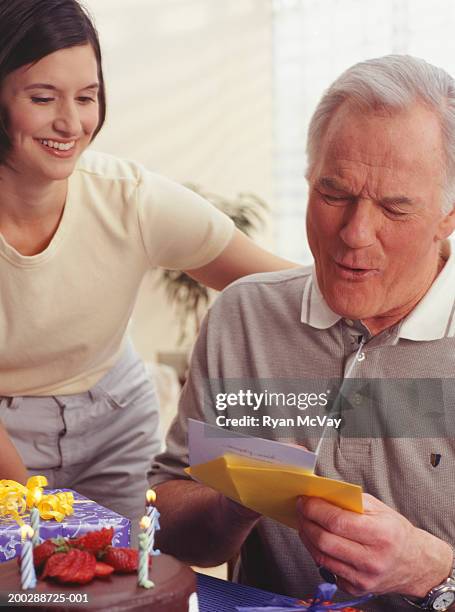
[
  {"x1": 0, "y1": 552, "x2": 196, "y2": 611},
  {"x1": 0, "y1": 479, "x2": 197, "y2": 611}
]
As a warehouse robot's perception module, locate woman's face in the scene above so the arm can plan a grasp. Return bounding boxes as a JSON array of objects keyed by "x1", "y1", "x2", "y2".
[{"x1": 0, "y1": 44, "x2": 100, "y2": 183}]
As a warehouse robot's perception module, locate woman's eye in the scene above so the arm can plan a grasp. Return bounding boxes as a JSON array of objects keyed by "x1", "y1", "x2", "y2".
[
  {"x1": 31, "y1": 97, "x2": 54, "y2": 103},
  {"x1": 77, "y1": 96, "x2": 96, "y2": 103}
]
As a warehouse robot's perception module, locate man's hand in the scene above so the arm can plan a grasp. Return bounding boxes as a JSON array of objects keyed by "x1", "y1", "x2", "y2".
[{"x1": 296, "y1": 494, "x2": 453, "y2": 598}]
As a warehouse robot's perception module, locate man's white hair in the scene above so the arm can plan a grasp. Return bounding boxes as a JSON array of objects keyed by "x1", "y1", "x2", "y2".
[{"x1": 306, "y1": 55, "x2": 455, "y2": 214}]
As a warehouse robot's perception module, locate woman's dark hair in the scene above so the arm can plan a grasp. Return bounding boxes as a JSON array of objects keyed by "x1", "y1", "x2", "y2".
[{"x1": 0, "y1": 0, "x2": 106, "y2": 162}]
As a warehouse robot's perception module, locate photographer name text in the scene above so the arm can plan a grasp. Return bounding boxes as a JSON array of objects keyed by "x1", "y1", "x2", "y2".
[{"x1": 215, "y1": 414, "x2": 341, "y2": 429}]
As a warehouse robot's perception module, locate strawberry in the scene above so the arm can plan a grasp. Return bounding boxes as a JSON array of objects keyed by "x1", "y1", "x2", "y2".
[
  {"x1": 42, "y1": 549, "x2": 97, "y2": 584},
  {"x1": 95, "y1": 562, "x2": 115, "y2": 577},
  {"x1": 33, "y1": 540, "x2": 58, "y2": 569},
  {"x1": 42, "y1": 552, "x2": 75, "y2": 580},
  {"x1": 65, "y1": 550, "x2": 96, "y2": 584},
  {"x1": 70, "y1": 527, "x2": 114, "y2": 554},
  {"x1": 102, "y1": 546, "x2": 139, "y2": 573}
]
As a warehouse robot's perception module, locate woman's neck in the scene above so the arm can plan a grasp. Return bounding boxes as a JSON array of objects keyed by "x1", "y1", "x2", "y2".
[
  {"x1": 0, "y1": 168, "x2": 68, "y2": 255},
  {"x1": 0, "y1": 167, "x2": 67, "y2": 220}
]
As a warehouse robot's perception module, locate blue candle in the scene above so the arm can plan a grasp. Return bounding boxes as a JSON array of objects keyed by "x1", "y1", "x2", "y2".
[
  {"x1": 145, "y1": 490, "x2": 161, "y2": 556},
  {"x1": 137, "y1": 516, "x2": 154, "y2": 589},
  {"x1": 145, "y1": 489, "x2": 156, "y2": 520},
  {"x1": 146, "y1": 507, "x2": 161, "y2": 555},
  {"x1": 20, "y1": 526, "x2": 37, "y2": 590}
]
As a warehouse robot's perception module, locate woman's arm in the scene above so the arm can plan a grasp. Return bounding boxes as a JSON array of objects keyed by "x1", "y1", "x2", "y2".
[
  {"x1": 0, "y1": 421, "x2": 28, "y2": 483},
  {"x1": 185, "y1": 228, "x2": 299, "y2": 291}
]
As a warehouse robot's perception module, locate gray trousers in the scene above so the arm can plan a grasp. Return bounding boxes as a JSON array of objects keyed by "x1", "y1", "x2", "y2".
[{"x1": 0, "y1": 341, "x2": 161, "y2": 531}]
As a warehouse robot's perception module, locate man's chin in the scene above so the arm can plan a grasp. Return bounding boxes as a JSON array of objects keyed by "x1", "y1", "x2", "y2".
[{"x1": 324, "y1": 289, "x2": 379, "y2": 321}]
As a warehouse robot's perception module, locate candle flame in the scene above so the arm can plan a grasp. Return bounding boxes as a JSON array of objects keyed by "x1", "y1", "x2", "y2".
[
  {"x1": 20, "y1": 525, "x2": 34, "y2": 541},
  {"x1": 145, "y1": 489, "x2": 156, "y2": 505},
  {"x1": 139, "y1": 515, "x2": 152, "y2": 530}
]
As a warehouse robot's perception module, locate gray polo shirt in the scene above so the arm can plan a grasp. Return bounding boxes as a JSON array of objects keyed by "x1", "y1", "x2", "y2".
[{"x1": 150, "y1": 241, "x2": 455, "y2": 611}]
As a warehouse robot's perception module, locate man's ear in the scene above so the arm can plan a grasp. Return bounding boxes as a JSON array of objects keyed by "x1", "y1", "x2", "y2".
[{"x1": 436, "y1": 205, "x2": 455, "y2": 240}]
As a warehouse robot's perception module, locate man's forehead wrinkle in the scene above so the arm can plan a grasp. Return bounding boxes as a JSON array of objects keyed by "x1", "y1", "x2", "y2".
[
  {"x1": 322, "y1": 138, "x2": 399, "y2": 175},
  {"x1": 318, "y1": 158, "x2": 399, "y2": 185},
  {"x1": 333, "y1": 158, "x2": 396, "y2": 171},
  {"x1": 320, "y1": 149, "x2": 418, "y2": 185},
  {"x1": 316, "y1": 162, "x2": 415, "y2": 202},
  {"x1": 322, "y1": 106, "x2": 439, "y2": 164},
  {"x1": 324, "y1": 128, "x2": 396, "y2": 158}
]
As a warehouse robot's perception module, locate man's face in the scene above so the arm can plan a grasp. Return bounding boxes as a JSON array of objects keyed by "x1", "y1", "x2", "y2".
[{"x1": 306, "y1": 101, "x2": 455, "y2": 322}]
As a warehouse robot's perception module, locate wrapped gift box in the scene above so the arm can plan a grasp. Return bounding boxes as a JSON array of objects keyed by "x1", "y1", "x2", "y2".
[{"x1": 0, "y1": 489, "x2": 130, "y2": 563}]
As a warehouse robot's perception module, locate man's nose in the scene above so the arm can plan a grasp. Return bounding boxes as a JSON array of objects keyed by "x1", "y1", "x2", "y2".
[
  {"x1": 338, "y1": 199, "x2": 378, "y2": 248},
  {"x1": 52, "y1": 100, "x2": 80, "y2": 135}
]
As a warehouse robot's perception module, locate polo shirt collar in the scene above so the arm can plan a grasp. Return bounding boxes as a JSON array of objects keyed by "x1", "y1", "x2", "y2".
[
  {"x1": 398, "y1": 240, "x2": 454, "y2": 341},
  {"x1": 300, "y1": 240, "x2": 455, "y2": 340},
  {"x1": 300, "y1": 267, "x2": 341, "y2": 329}
]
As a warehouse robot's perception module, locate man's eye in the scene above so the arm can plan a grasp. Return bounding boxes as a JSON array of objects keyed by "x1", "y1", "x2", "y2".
[
  {"x1": 31, "y1": 97, "x2": 54, "y2": 103},
  {"x1": 77, "y1": 96, "x2": 96, "y2": 103},
  {"x1": 384, "y1": 205, "x2": 408, "y2": 217},
  {"x1": 322, "y1": 194, "x2": 349, "y2": 205}
]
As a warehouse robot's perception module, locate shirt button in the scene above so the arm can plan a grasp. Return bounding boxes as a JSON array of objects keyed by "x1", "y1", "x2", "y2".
[
  {"x1": 353, "y1": 393, "x2": 362, "y2": 406},
  {"x1": 345, "y1": 319, "x2": 354, "y2": 326}
]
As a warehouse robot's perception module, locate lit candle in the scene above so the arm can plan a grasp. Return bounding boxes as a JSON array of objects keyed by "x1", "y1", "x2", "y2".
[
  {"x1": 137, "y1": 516, "x2": 154, "y2": 589},
  {"x1": 20, "y1": 525, "x2": 37, "y2": 590},
  {"x1": 145, "y1": 489, "x2": 160, "y2": 556},
  {"x1": 145, "y1": 488, "x2": 156, "y2": 517}
]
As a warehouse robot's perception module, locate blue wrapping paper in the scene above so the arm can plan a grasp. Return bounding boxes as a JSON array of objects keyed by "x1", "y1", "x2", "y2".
[
  {"x1": 0, "y1": 489, "x2": 130, "y2": 562},
  {"x1": 236, "y1": 583, "x2": 374, "y2": 611}
]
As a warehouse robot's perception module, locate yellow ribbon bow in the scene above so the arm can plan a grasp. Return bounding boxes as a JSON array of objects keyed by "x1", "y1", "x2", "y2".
[{"x1": 0, "y1": 476, "x2": 74, "y2": 524}]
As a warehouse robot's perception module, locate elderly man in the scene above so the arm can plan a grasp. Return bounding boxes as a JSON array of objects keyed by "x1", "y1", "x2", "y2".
[{"x1": 149, "y1": 55, "x2": 455, "y2": 611}]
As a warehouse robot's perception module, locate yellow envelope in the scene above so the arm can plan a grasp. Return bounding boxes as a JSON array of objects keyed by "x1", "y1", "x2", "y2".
[{"x1": 186, "y1": 453, "x2": 363, "y2": 529}]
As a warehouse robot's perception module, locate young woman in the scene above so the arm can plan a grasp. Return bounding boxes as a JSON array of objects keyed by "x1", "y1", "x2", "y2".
[{"x1": 0, "y1": 0, "x2": 294, "y2": 520}]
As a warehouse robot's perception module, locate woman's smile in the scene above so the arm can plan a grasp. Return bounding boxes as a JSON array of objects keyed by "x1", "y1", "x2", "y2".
[{"x1": 35, "y1": 137, "x2": 77, "y2": 158}]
